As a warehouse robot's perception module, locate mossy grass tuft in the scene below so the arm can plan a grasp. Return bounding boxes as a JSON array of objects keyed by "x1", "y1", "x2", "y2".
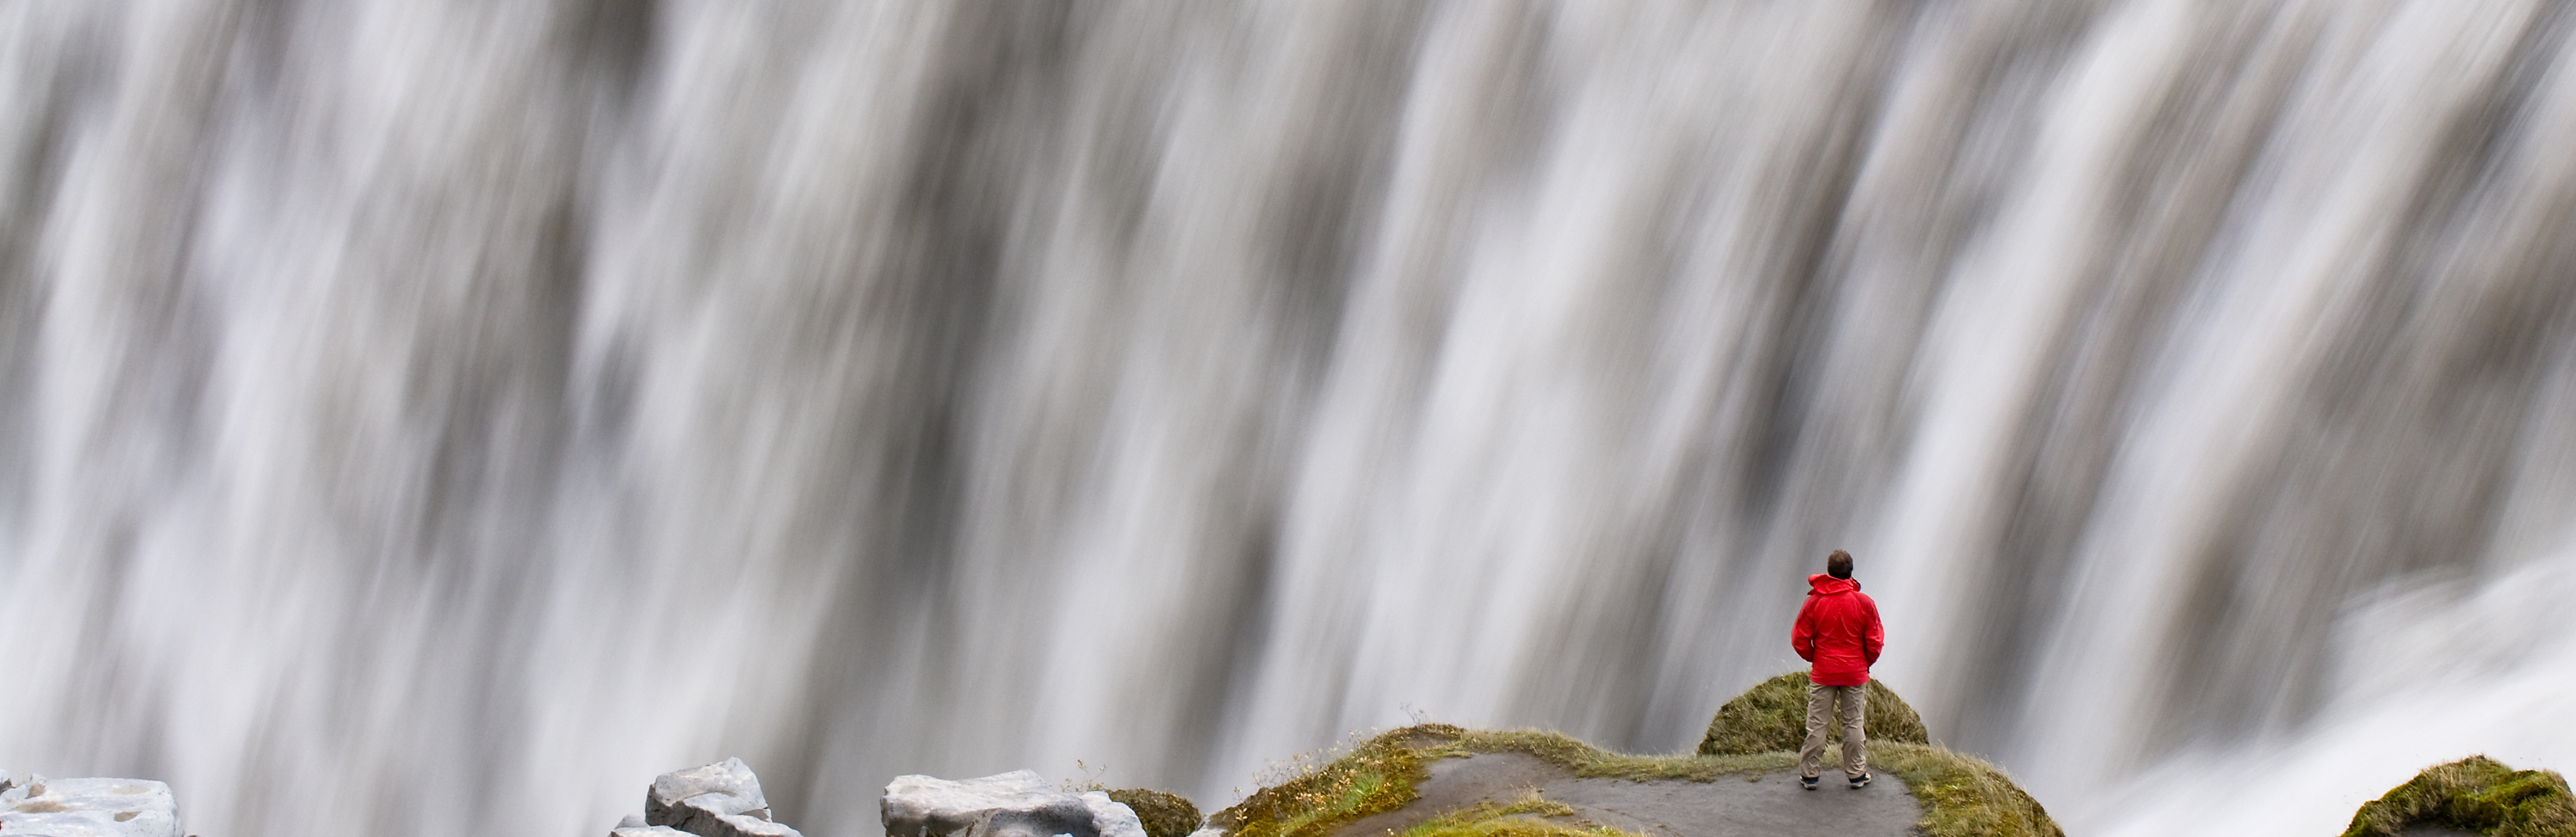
[
  {"x1": 1108, "y1": 788, "x2": 1205, "y2": 837},
  {"x1": 1209, "y1": 725, "x2": 1458, "y2": 837},
  {"x1": 2343, "y1": 756, "x2": 2576, "y2": 837},
  {"x1": 1865, "y1": 741, "x2": 2061, "y2": 837},
  {"x1": 1392, "y1": 789, "x2": 1643, "y2": 837},
  {"x1": 1697, "y1": 671, "x2": 1928, "y2": 756}
]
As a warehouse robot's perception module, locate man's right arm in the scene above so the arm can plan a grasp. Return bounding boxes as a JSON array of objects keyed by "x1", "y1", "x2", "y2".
[{"x1": 1790, "y1": 599, "x2": 1817, "y2": 662}]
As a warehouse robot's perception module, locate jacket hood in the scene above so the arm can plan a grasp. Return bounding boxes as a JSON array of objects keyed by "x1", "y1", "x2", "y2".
[{"x1": 1807, "y1": 573, "x2": 1859, "y2": 595}]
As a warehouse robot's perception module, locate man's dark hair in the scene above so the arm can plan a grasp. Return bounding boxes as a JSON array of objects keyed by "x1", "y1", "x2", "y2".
[{"x1": 1827, "y1": 549, "x2": 1853, "y2": 579}]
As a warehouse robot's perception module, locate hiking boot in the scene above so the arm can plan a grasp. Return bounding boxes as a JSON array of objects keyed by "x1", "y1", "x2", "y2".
[
  {"x1": 1800, "y1": 775, "x2": 1820, "y2": 791},
  {"x1": 1847, "y1": 772, "x2": 1872, "y2": 790}
]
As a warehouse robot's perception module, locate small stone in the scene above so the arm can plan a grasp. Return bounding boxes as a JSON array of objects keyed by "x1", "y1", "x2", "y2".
[
  {"x1": 643, "y1": 758, "x2": 802, "y2": 837},
  {"x1": 0, "y1": 776, "x2": 182, "y2": 837},
  {"x1": 881, "y1": 770, "x2": 1146, "y2": 837},
  {"x1": 613, "y1": 828, "x2": 696, "y2": 837},
  {"x1": 1103, "y1": 788, "x2": 1199, "y2": 837}
]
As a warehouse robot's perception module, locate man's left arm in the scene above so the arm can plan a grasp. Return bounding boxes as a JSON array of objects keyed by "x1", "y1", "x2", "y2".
[{"x1": 1862, "y1": 597, "x2": 1883, "y2": 666}]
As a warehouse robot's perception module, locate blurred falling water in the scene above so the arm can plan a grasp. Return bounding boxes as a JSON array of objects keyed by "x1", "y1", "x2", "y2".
[{"x1": 5, "y1": 1, "x2": 2576, "y2": 835}]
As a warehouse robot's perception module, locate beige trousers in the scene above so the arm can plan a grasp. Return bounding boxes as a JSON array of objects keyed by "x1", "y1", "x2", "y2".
[{"x1": 1799, "y1": 683, "x2": 1867, "y2": 779}]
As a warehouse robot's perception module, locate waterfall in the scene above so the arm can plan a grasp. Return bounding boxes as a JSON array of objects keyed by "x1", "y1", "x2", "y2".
[{"x1": 5, "y1": 2, "x2": 2576, "y2": 835}]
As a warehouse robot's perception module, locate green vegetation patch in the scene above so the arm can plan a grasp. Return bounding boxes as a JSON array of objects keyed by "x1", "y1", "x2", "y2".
[
  {"x1": 1208, "y1": 725, "x2": 1457, "y2": 837},
  {"x1": 1697, "y1": 672, "x2": 1929, "y2": 756},
  {"x1": 2343, "y1": 756, "x2": 2576, "y2": 837},
  {"x1": 1109, "y1": 788, "x2": 1205, "y2": 837},
  {"x1": 1867, "y1": 741, "x2": 2063, "y2": 837},
  {"x1": 1393, "y1": 790, "x2": 1642, "y2": 837}
]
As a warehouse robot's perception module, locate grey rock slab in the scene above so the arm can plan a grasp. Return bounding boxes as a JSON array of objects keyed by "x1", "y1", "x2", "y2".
[
  {"x1": 0, "y1": 776, "x2": 183, "y2": 837},
  {"x1": 646, "y1": 758, "x2": 802, "y2": 837},
  {"x1": 882, "y1": 770, "x2": 1146, "y2": 837},
  {"x1": 1327, "y1": 752, "x2": 1919, "y2": 837},
  {"x1": 1548, "y1": 768, "x2": 1916, "y2": 837}
]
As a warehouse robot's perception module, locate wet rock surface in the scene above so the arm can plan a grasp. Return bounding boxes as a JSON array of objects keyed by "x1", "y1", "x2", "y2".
[{"x1": 1327, "y1": 752, "x2": 1921, "y2": 837}]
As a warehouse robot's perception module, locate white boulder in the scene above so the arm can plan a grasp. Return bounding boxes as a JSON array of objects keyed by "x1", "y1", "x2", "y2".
[
  {"x1": 644, "y1": 757, "x2": 801, "y2": 837},
  {"x1": 881, "y1": 770, "x2": 1146, "y2": 837},
  {"x1": 0, "y1": 776, "x2": 183, "y2": 837}
]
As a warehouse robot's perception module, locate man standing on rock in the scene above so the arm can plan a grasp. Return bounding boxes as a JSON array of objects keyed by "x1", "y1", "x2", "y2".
[{"x1": 1792, "y1": 549, "x2": 1883, "y2": 791}]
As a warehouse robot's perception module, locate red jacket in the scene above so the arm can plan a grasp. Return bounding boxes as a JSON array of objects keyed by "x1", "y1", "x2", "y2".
[{"x1": 1792, "y1": 574, "x2": 1883, "y2": 687}]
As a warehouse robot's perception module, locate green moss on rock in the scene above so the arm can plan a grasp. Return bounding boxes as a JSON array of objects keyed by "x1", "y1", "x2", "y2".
[
  {"x1": 1697, "y1": 672, "x2": 1928, "y2": 756},
  {"x1": 2344, "y1": 756, "x2": 2576, "y2": 837},
  {"x1": 1865, "y1": 741, "x2": 2062, "y2": 837},
  {"x1": 1208, "y1": 725, "x2": 1453, "y2": 837},
  {"x1": 1110, "y1": 788, "x2": 1205, "y2": 837},
  {"x1": 1392, "y1": 790, "x2": 1639, "y2": 837}
]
